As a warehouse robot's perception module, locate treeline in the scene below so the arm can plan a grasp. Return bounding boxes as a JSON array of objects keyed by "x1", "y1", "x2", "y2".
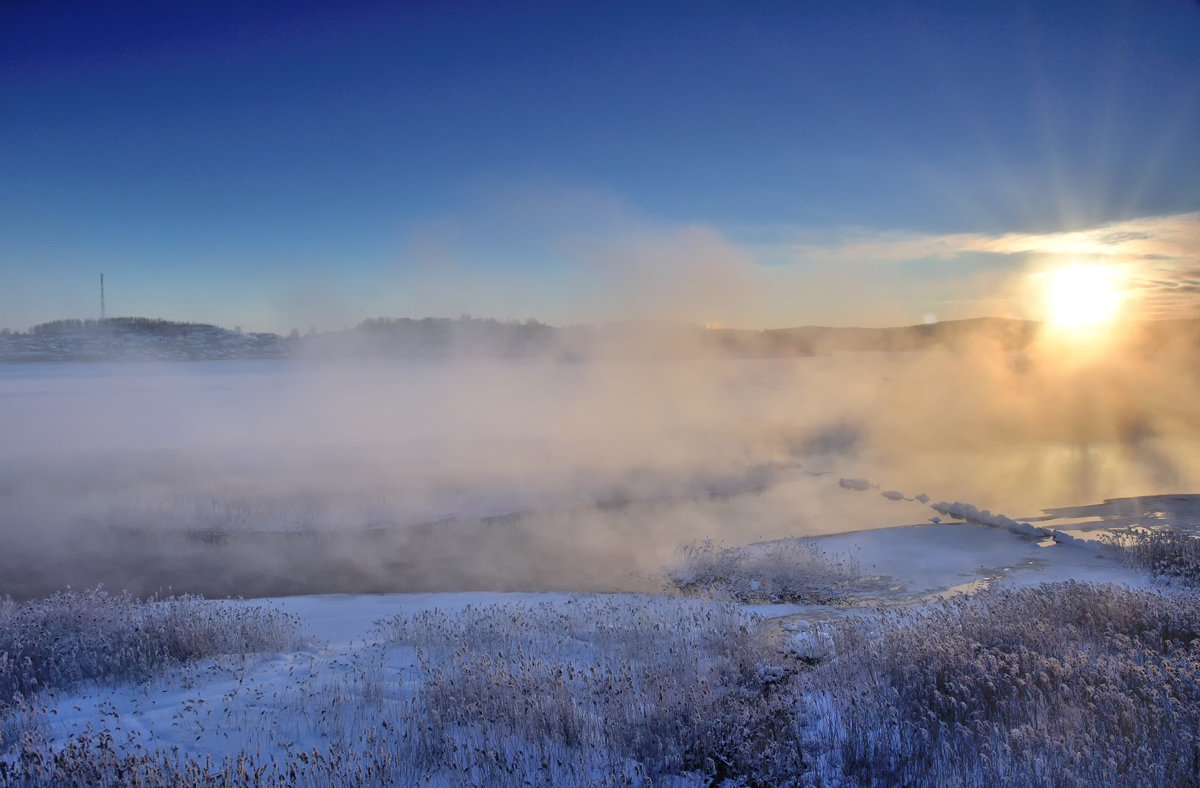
[
  {"x1": 307, "y1": 315, "x2": 558, "y2": 358},
  {"x1": 1, "y1": 317, "x2": 288, "y2": 362},
  {"x1": 8, "y1": 314, "x2": 1197, "y2": 361},
  {"x1": 358, "y1": 315, "x2": 551, "y2": 342},
  {"x1": 27, "y1": 317, "x2": 220, "y2": 336}
]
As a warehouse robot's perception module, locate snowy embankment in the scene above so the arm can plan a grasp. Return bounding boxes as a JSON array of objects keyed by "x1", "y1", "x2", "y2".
[
  {"x1": 6, "y1": 568, "x2": 1199, "y2": 786},
  {"x1": 0, "y1": 454, "x2": 1179, "y2": 786},
  {"x1": 2, "y1": 485, "x2": 1171, "y2": 786},
  {"x1": 4, "y1": 592, "x2": 810, "y2": 785}
]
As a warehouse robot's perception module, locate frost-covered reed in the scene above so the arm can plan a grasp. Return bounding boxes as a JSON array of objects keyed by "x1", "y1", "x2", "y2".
[
  {"x1": 378, "y1": 597, "x2": 808, "y2": 785},
  {"x1": 4, "y1": 556, "x2": 1200, "y2": 786},
  {"x1": 1106, "y1": 527, "x2": 1200, "y2": 584},
  {"x1": 665, "y1": 538, "x2": 869, "y2": 604},
  {"x1": 0, "y1": 588, "x2": 300, "y2": 742},
  {"x1": 805, "y1": 580, "x2": 1200, "y2": 786}
]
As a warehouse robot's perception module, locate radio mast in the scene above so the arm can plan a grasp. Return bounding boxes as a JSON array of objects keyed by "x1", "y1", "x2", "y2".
[{"x1": 100, "y1": 273, "x2": 106, "y2": 320}]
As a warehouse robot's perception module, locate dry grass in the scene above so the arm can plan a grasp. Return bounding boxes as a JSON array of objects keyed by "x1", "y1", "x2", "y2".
[
  {"x1": 1104, "y1": 527, "x2": 1200, "y2": 585},
  {"x1": 804, "y1": 581, "x2": 1200, "y2": 786},
  {"x1": 0, "y1": 588, "x2": 300, "y2": 714},
  {"x1": 666, "y1": 538, "x2": 870, "y2": 604},
  {"x1": 5, "y1": 538, "x2": 1200, "y2": 786}
]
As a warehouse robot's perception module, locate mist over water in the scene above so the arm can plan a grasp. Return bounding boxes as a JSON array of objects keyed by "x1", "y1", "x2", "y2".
[{"x1": 2, "y1": 337, "x2": 1198, "y2": 599}]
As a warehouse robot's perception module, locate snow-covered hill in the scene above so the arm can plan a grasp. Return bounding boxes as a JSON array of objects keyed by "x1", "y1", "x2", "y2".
[{"x1": 0, "y1": 319, "x2": 288, "y2": 362}]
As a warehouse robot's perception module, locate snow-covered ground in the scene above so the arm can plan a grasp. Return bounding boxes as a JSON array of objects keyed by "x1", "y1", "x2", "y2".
[
  {"x1": 10, "y1": 513, "x2": 1155, "y2": 775},
  {"x1": 24, "y1": 592, "x2": 567, "y2": 766}
]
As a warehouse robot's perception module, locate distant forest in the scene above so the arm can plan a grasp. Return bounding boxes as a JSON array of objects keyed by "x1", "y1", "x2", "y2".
[
  {"x1": 26, "y1": 317, "x2": 221, "y2": 336},
  {"x1": 4, "y1": 314, "x2": 1199, "y2": 362}
]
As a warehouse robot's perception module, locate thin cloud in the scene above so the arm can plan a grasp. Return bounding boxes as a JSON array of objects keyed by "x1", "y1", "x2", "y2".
[
  {"x1": 753, "y1": 212, "x2": 1200, "y2": 321},
  {"x1": 762, "y1": 212, "x2": 1198, "y2": 265}
]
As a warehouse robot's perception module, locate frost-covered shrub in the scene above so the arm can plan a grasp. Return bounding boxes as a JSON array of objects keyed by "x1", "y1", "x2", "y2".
[
  {"x1": 1107, "y1": 528, "x2": 1200, "y2": 584},
  {"x1": 805, "y1": 581, "x2": 1200, "y2": 786},
  {"x1": 667, "y1": 538, "x2": 867, "y2": 604},
  {"x1": 0, "y1": 588, "x2": 301, "y2": 711}
]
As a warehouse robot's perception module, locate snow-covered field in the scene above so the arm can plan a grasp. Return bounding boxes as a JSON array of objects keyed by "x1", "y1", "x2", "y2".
[
  {"x1": 3, "y1": 532, "x2": 1194, "y2": 785},
  {"x1": 2, "y1": 356, "x2": 1199, "y2": 785}
]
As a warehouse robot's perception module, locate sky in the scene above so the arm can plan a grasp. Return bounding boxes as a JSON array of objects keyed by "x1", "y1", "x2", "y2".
[{"x1": 2, "y1": 0, "x2": 1199, "y2": 333}]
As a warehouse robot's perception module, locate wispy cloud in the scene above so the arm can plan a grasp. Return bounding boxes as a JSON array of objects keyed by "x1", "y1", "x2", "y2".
[
  {"x1": 384, "y1": 185, "x2": 1199, "y2": 330},
  {"x1": 762, "y1": 212, "x2": 1199, "y2": 266},
  {"x1": 751, "y1": 212, "x2": 1200, "y2": 321}
]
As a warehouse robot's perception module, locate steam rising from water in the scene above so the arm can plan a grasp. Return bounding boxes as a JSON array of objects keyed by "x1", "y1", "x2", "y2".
[{"x1": 2, "y1": 333, "x2": 1198, "y2": 599}]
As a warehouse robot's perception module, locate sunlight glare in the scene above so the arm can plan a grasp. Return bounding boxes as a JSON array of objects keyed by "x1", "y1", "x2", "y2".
[{"x1": 1038, "y1": 265, "x2": 1125, "y2": 329}]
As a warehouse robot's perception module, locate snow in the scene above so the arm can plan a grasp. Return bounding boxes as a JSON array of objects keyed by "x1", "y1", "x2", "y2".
[
  {"x1": 268, "y1": 591, "x2": 577, "y2": 646},
  {"x1": 816, "y1": 521, "x2": 1146, "y2": 601},
  {"x1": 28, "y1": 592, "x2": 604, "y2": 764},
  {"x1": 15, "y1": 513, "x2": 1156, "y2": 770}
]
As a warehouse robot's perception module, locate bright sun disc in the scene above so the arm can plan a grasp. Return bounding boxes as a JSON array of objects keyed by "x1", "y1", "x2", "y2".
[{"x1": 1040, "y1": 266, "x2": 1124, "y2": 329}]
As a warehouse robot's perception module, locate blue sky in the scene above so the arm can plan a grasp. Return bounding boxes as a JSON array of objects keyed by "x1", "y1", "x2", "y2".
[{"x1": 2, "y1": 0, "x2": 1198, "y2": 332}]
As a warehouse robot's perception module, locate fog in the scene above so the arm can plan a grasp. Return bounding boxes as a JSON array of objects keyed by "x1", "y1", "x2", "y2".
[{"x1": 3, "y1": 332, "x2": 1198, "y2": 599}]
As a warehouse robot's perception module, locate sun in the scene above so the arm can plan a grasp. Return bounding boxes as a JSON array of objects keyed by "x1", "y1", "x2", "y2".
[{"x1": 1037, "y1": 265, "x2": 1125, "y2": 330}]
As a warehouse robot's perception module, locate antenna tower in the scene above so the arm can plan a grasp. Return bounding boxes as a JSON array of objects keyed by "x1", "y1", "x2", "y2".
[{"x1": 100, "y1": 273, "x2": 106, "y2": 320}]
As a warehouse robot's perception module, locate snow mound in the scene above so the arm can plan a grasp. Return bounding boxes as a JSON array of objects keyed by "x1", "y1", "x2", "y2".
[{"x1": 931, "y1": 500, "x2": 1079, "y2": 544}]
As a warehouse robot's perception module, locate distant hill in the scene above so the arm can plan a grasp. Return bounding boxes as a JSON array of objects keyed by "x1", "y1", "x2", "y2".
[
  {"x1": 0, "y1": 318, "x2": 288, "y2": 362},
  {"x1": 712, "y1": 317, "x2": 1042, "y2": 357},
  {"x1": 2, "y1": 315, "x2": 1196, "y2": 362}
]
